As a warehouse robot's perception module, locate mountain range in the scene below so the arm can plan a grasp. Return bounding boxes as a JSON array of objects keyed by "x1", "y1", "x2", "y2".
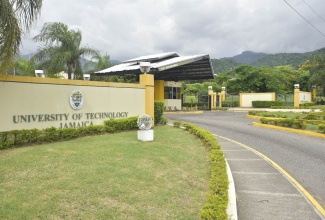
[
  {"x1": 21, "y1": 47, "x2": 325, "y2": 74},
  {"x1": 20, "y1": 53, "x2": 121, "y2": 70},
  {"x1": 211, "y1": 47, "x2": 325, "y2": 74}
]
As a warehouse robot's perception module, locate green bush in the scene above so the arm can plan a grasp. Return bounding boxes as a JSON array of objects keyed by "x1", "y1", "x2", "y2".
[
  {"x1": 300, "y1": 102, "x2": 315, "y2": 107},
  {"x1": 154, "y1": 101, "x2": 164, "y2": 125},
  {"x1": 182, "y1": 123, "x2": 228, "y2": 219},
  {"x1": 0, "y1": 131, "x2": 14, "y2": 149},
  {"x1": 221, "y1": 100, "x2": 239, "y2": 107},
  {"x1": 259, "y1": 118, "x2": 307, "y2": 129},
  {"x1": 40, "y1": 127, "x2": 61, "y2": 143},
  {"x1": 304, "y1": 112, "x2": 325, "y2": 120},
  {"x1": 60, "y1": 128, "x2": 81, "y2": 139},
  {"x1": 158, "y1": 117, "x2": 169, "y2": 125},
  {"x1": 252, "y1": 100, "x2": 284, "y2": 108},
  {"x1": 104, "y1": 117, "x2": 138, "y2": 132},
  {"x1": 318, "y1": 124, "x2": 325, "y2": 133},
  {"x1": 0, "y1": 117, "x2": 141, "y2": 150},
  {"x1": 213, "y1": 107, "x2": 229, "y2": 111},
  {"x1": 248, "y1": 110, "x2": 267, "y2": 115},
  {"x1": 173, "y1": 121, "x2": 182, "y2": 128}
]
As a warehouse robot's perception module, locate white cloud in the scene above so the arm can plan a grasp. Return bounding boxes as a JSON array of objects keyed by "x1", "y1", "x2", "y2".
[{"x1": 20, "y1": 0, "x2": 325, "y2": 61}]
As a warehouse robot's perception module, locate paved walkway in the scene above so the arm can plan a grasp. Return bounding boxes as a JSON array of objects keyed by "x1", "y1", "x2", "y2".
[{"x1": 217, "y1": 136, "x2": 324, "y2": 220}]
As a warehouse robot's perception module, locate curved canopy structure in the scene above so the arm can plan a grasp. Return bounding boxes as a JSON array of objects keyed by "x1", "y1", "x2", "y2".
[{"x1": 94, "y1": 52, "x2": 215, "y2": 81}]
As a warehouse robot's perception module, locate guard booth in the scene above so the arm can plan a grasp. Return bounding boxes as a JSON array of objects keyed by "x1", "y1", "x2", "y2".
[{"x1": 95, "y1": 52, "x2": 215, "y2": 112}]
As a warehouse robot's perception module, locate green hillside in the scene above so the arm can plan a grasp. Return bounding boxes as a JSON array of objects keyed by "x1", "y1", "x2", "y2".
[
  {"x1": 251, "y1": 52, "x2": 310, "y2": 68},
  {"x1": 211, "y1": 48, "x2": 325, "y2": 74},
  {"x1": 210, "y1": 58, "x2": 241, "y2": 74}
]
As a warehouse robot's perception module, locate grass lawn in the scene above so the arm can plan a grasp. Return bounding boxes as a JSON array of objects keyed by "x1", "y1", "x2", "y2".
[{"x1": 0, "y1": 126, "x2": 210, "y2": 219}]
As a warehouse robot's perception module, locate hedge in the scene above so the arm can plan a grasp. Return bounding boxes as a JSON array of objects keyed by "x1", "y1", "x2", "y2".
[
  {"x1": 318, "y1": 124, "x2": 325, "y2": 133},
  {"x1": 252, "y1": 100, "x2": 284, "y2": 108},
  {"x1": 0, "y1": 117, "x2": 138, "y2": 150},
  {"x1": 104, "y1": 116, "x2": 138, "y2": 131},
  {"x1": 299, "y1": 102, "x2": 315, "y2": 107},
  {"x1": 182, "y1": 123, "x2": 228, "y2": 220},
  {"x1": 260, "y1": 118, "x2": 325, "y2": 134},
  {"x1": 221, "y1": 100, "x2": 239, "y2": 107},
  {"x1": 154, "y1": 101, "x2": 164, "y2": 125},
  {"x1": 260, "y1": 118, "x2": 307, "y2": 129}
]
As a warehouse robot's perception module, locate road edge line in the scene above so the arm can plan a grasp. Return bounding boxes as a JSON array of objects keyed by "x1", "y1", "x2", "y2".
[
  {"x1": 252, "y1": 122, "x2": 325, "y2": 139},
  {"x1": 214, "y1": 134, "x2": 325, "y2": 219}
]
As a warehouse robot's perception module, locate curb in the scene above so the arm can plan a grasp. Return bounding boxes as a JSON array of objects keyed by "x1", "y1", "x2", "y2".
[
  {"x1": 226, "y1": 160, "x2": 238, "y2": 220},
  {"x1": 252, "y1": 122, "x2": 325, "y2": 139},
  {"x1": 163, "y1": 111, "x2": 203, "y2": 115},
  {"x1": 167, "y1": 123, "x2": 237, "y2": 219}
]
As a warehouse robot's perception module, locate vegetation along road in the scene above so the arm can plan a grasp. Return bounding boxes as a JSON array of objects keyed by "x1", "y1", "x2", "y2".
[{"x1": 165, "y1": 111, "x2": 325, "y2": 210}]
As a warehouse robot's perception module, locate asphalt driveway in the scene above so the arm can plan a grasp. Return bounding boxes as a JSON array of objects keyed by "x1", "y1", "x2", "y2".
[{"x1": 165, "y1": 111, "x2": 325, "y2": 219}]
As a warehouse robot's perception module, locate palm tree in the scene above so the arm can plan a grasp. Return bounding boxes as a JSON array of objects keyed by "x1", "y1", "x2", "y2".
[
  {"x1": 33, "y1": 22, "x2": 98, "y2": 79},
  {"x1": 0, "y1": 0, "x2": 42, "y2": 73},
  {"x1": 84, "y1": 52, "x2": 111, "y2": 72},
  {"x1": 84, "y1": 52, "x2": 115, "y2": 81},
  {"x1": 13, "y1": 57, "x2": 36, "y2": 76}
]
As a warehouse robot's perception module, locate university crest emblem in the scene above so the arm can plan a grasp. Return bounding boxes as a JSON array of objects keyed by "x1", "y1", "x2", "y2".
[{"x1": 70, "y1": 90, "x2": 84, "y2": 110}]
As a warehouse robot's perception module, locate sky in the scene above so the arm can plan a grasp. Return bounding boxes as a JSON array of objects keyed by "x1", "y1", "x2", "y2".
[{"x1": 20, "y1": 0, "x2": 325, "y2": 61}]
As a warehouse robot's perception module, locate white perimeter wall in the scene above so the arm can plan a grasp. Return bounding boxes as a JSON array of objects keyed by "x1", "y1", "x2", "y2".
[
  {"x1": 299, "y1": 91, "x2": 311, "y2": 103},
  {"x1": 0, "y1": 76, "x2": 145, "y2": 132},
  {"x1": 164, "y1": 99, "x2": 182, "y2": 110},
  {"x1": 240, "y1": 93, "x2": 275, "y2": 107}
]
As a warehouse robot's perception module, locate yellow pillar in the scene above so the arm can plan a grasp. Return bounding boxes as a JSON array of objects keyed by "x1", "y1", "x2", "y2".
[
  {"x1": 140, "y1": 74, "x2": 155, "y2": 125},
  {"x1": 208, "y1": 90, "x2": 217, "y2": 109},
  {"x1": 294, "y1": 88, "x2": 300, "y2": 108},
  {"x1": 154, "y1": 80, "x2": 164, "y2": 101},
  {"x1": 221, "y1": 90, "x2": 226, "y2": 102},
  {"x1": 312, "y1": 88, "x2": 317, "y2": 102},
  {"x1": 217, "y1": 90, "x2": 226, "y2": 107}
]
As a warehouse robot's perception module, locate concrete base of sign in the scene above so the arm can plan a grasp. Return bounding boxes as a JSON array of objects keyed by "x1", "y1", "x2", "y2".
[{"x1": 138, "y1": 129, "x2": 154, "y2": 141}]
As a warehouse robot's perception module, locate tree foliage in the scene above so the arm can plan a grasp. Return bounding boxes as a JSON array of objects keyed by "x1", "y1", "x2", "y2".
[
  {"x1": 0, "y1": 0, "x2": 42, "y2": 73},
  {"x1": 32, "y1": 22, "x2": 98, "y2": 79},
  {"x1": 84, "y1": 52, "x2": 114, "y2": 82},
  {"x1": 300, "y1": 51, "x2": 325, "y2": 95},
  {"x1": 183, "y1": 82, "x2": 221, "y2": 96},
  {"x1": 13, "y1": 57, "x2": 36, "y2": 76},
  {"x1": 213, "y1": 65, "x2": 310, "y2": 95}
]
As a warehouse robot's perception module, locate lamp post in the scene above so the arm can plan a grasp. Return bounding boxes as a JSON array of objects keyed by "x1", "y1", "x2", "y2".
[
  {"x1": 140, "y1": 62, "x2": 151, "y2": 74},
  {"x1": 139, "y1": 61, "x2": 154, "y2": 125},
  {"x1": 294, "y1": 84, "x2": 300, "y2": 108},
  {"x1": 35, "y1": 70, "x2": 44, "y2": 78},
  {"x1": 83, "y1": 74, "x2": 90, "y2": 81}
]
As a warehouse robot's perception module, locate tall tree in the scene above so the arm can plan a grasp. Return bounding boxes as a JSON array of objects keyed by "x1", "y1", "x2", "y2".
[
  {"x1": 33, "y1": 22, "x2": 98, "y2": 79},
  {"x1": 84, "y1": 52, "x2": 111, "y2": 72},
  {"x1": 0, "y1": 0, "x2": 42, "y2": 73},
  {"x1": 301, "y1": 53, "x2": 325, "y2": 95},
  {"x1": 13, "y1": 57, "x2": 36, "y2": 76}
]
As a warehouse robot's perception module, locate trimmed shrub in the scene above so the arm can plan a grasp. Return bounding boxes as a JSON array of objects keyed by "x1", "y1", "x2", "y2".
[
  {"x1": 159, "y1": 117, "x2": 169, "y2": 125},
  {"x1": 259, "y1": 118, "x2": 307, "y2": 129},
  {"x1": 221, "y1": 100, "x2": 239, "y2": 107},
  {"x1": 182, "y1": 123, "x2": 228, "y2": 219},
  {"x1": 252, "y1": 100, "x2": 284, "y2": 108},
  {"x1": 318, "y1": 124, "x2": 325, "y2": 133},
  {"x1": 104, "y1": 117, "x2": 138, "y2": 132},
  {"x1": 40, "y1": 127, "x2": 61, "y2": 143},
  {"x1": 173, "y1": 121, "x2": 182, "y2": 128},
  {"x1": 154, "y1": 101, "x2": 164, "y2": 125},
  {"x1": 213, "y1": 107, "x2": 229, "y2": 111},
  {"x1": 1, "y1": 117, "x2": 141, "y2": 150},
  {"x1": 300, "y1": 102, "x2": 315, "y2": 107},
  {"x1": 248, "y1": 110, "x2": 267, "y2": 115},
  {"x1": 60, "y1": 128, "x2": 81, "y2": 139},
  {"x1": 304, "y1": 112, "x2": 325, "y2": 121}
]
